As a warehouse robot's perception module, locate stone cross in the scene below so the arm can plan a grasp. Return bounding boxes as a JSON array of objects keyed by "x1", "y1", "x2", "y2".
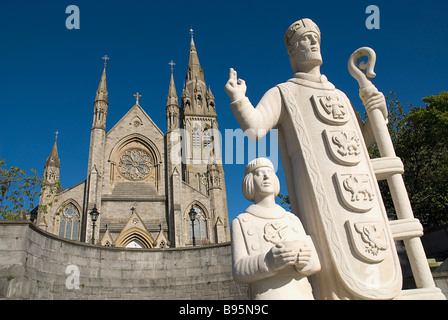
[
  {"x1": 169, "y1": 60, "x2": 176, "y2": 72},
  {"x1": 134, "y1": 92, "x2": 142, "y2": 105},
  {"x1": 102, "y1": 55, "x2": 110, "y2": 66}
]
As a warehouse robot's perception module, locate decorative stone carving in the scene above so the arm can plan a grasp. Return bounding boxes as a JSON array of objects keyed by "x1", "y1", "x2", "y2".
[
  {"x1": 335, "y1": 173, "x2": 375, "y2": 213},
  {"x1": 346, "y1": 220, "x2": 388, "y2": 263},
  {"x1": 311, "y1": 94, "x2": 348, "y2": 125},
  {"x1": 324, "y1": 130, "x2": 361, "y2": 165},
  {"x1": 231, "y1": 158, "x2": 320, "y2": 300}
]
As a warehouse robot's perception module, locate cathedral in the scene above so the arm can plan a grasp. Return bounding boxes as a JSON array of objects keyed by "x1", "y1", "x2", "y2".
[{"x1": 36, "y1": 34, "x2": 230, "y2": 248}]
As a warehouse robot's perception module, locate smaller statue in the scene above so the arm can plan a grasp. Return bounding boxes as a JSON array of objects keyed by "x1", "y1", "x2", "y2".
[{"x1": 231, "y1": 158, "x2": 321, "y2": 300}]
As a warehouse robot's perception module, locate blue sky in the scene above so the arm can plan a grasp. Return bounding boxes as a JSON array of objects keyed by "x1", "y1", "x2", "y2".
[{"x1": 1, "y1": 0, "x2": 447, "y2": 223}]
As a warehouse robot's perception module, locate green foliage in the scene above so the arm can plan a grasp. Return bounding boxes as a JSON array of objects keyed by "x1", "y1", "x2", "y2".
[
  {"x1": 393, "y1": 92, "x2": 448, "y2": 229},
  {"x1": 369, "y1": 91, "x2": 448, "y2": 228},
  {"x1": 0, "y1": 159, "x2": 42, "y2": 219},
  {"x1": 277, "y1": 193, "x2": 290, "y2": 210}
]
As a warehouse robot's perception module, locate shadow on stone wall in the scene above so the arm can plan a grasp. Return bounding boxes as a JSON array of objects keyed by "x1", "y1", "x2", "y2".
[{"x1": 0, "y1": 221, "x2": 247, "y2": 300}]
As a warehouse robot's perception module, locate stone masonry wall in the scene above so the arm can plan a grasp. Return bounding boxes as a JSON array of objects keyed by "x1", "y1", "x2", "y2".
[{"x1": 0, "y1": 221, "x2": 247, "y2": 300}]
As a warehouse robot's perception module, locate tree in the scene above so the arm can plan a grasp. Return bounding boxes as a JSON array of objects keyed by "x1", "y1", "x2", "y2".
[
  {"x1": 0, "y1": 159, "x2": 41, "y2": 220},
  {"x1": 393, "y1": 92, "x2": 448, "y2": 229},
  {"x1": 277, "y1": 92, "x2": 448, "y2": 229}
]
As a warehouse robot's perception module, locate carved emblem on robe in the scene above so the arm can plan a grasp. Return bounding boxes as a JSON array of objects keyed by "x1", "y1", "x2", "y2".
[
  {"x1": 346, "y1": 220, "x2": 388, "y2": 263},
  {"x1": 311, "y1": 94, "x2": 349, "y2": 125},
  {"x1": 335, "y1": 173, "x2": 375, "y2": 212},
  {"x1": 324, "y1": 130, "x2": 361, "y2": 165},
  {"x1": 263, "y1": 221, "x2": 288, "y2": 244}
]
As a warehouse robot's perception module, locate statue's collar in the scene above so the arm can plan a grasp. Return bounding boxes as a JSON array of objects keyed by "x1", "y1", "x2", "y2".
[
  {"x1": 245, "y1": 204, "x2": 287, "y2": 219},
  {"x1": 288, "y1": 72, "x2": 335, "y2": 90}
]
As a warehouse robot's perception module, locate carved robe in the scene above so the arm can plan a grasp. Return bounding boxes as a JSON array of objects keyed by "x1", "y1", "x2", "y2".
[
  {"x1": 230, "y1": 73, "x2": 402, "y2": 300},
  {"x1": 231, "y1": 204, "x2": 320, "y2": 300}
]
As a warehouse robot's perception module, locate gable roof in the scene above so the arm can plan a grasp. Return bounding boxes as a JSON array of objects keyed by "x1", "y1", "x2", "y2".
[{"x1": 107, "y1": 104, "x2": 165, "y2": 138}]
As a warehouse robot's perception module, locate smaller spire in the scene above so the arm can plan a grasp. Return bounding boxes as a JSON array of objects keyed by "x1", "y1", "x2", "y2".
[
  {"x1": 95, "y1": 62, "x2": 108, "y2": 103},
  {"x1": 167, "y1": 61, "x2": 178, "y2": 106},
  {"x1": 45, "y1": 135, "x2": 60, "y2": 168}
]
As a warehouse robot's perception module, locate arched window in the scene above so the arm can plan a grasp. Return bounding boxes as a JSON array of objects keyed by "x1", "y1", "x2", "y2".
[
  {"x1": 58, "y1": 203, "x2": 80, "y2": 241},
  {"x1": 203, "y1": 129, "x2": 212, "y2": 148},
  {"x1": 188, "y1": 205, "x2": 207, "y2": 242},
  {"x1": 192, "y1": 126, "x2": 200, "y2": 148}
]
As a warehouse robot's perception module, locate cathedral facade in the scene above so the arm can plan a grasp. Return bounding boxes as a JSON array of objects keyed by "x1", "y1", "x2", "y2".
[{"x1": 36, "y1": 36, "x2": 230, "y2": 248}]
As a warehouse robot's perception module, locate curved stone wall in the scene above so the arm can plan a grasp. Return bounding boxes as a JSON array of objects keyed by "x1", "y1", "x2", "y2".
[{"x1": 0, "y1": 221, "x2": 247, "y2": 300}]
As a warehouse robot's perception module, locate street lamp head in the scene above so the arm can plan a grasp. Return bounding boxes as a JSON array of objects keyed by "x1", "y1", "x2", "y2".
[
  {"x1": 90, "y1": 205, "x2": 100, "y2": 222},
  {"x1": 188, "y1": 206, "x2": 197, "y2": 222}
]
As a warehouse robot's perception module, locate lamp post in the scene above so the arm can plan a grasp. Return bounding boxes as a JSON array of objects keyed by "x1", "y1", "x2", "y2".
[
  {"x1": 89, "y1": 205, "x2": 100, "y2": 244},
  {"x1": 188, "y1": 206, "x2": 198, "y2": 247}
]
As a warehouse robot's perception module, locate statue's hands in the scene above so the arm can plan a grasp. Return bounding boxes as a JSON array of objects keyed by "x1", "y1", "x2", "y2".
[
  {"x1": 224, "y1": 68, "x2": 247, "y2": 102},
  {"x1": 359, "y1": 86, "x2": 388, "y2": 121},
  {"x1": 295, "y1": 242, "x2": 313, "y2": 270},
  {"x1": 265, "y1": 243, "x2": 297, "y2": 272}
]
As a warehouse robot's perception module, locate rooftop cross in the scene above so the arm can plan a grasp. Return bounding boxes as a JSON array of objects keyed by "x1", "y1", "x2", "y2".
[
  {"x1": 55, "y1": 130, "x2": 59, "y2": 141},
  {"x1": 133, "y1": 92, "x2": 142, "y2": 105},
  {"x1": 102, "y1": 55, "x2": 110, "y2": 66},
  {"x1": 169, "y1": 60, "x2": 176, "y2": 73}
]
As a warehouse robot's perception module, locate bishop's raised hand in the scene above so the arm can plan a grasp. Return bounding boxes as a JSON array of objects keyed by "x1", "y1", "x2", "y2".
[{"x1": 225, "y1": 68, "x2": 247, "y2": 102}]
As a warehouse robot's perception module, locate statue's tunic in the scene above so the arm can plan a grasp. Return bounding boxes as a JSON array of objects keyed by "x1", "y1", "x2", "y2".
[
  {"x1": 230, "y1": 73, "x2": 402, "y2": 300},
  {"x1": 231, "y1": 204, "x2": 320, "y2": 300}
]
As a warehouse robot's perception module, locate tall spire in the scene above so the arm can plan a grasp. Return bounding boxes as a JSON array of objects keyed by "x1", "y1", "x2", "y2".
[
  {"x1": 181, "y1": 29, "x2": 215, "y2": 117},
  {"x1": 186, "y1": 27, "x2": 203, "y2": 82}
]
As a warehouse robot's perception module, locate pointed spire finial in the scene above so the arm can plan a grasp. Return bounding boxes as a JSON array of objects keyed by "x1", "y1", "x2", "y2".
[
  {"x1": 55, "y1": 130, "x2": 59, "y2": 142},
  {"x1": 190, "y1": 27, "x2": 194, "y2": 42}
]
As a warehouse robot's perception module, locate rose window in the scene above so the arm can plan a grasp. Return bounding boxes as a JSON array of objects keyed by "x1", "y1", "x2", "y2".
[{"x1": 118, "y1": 149, "x2": 152, "y2": 181}]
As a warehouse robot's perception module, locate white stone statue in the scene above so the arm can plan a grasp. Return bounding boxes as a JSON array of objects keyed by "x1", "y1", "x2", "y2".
[
  {"x1": 231, "y1": 158, "x2": 320, "y2": 300},
  {"x1": 225, "y1": 18, "x2": 404, "y2": 300}
]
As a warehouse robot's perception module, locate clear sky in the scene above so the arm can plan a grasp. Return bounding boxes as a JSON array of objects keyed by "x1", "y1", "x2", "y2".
[{"x1": 1, "y1": 0, "x2": 447, "y2": 224}]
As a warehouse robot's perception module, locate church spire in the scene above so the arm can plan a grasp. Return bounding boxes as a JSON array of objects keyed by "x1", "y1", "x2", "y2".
[
  {"x1": 43, "y1": 132, "x2": 60, "y2": 185},
  {"x1": 95, "y1": 63, "x2": 108, "y2": 103},
  {"x1": 92, "y1": 57, "x2": 109, "y2": 130},
  {"x1": 45, "y1": 134, "x2": 60, "y2": 168},
  {"x1": 186, "y1": 28, "x2": 204, "y2": 83},
  {"x1": 188, "y1": 28, "x2": 201, "y2": 70},
  {"x1": 181, "y1": 30, "x2": 215, "y2": 117},
  {"x1": 166, "y1": 61, "x2": 179, "y2": 131},
  {"x1": 167, "y1": 61, "x2": 178, "y2": 106}
]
